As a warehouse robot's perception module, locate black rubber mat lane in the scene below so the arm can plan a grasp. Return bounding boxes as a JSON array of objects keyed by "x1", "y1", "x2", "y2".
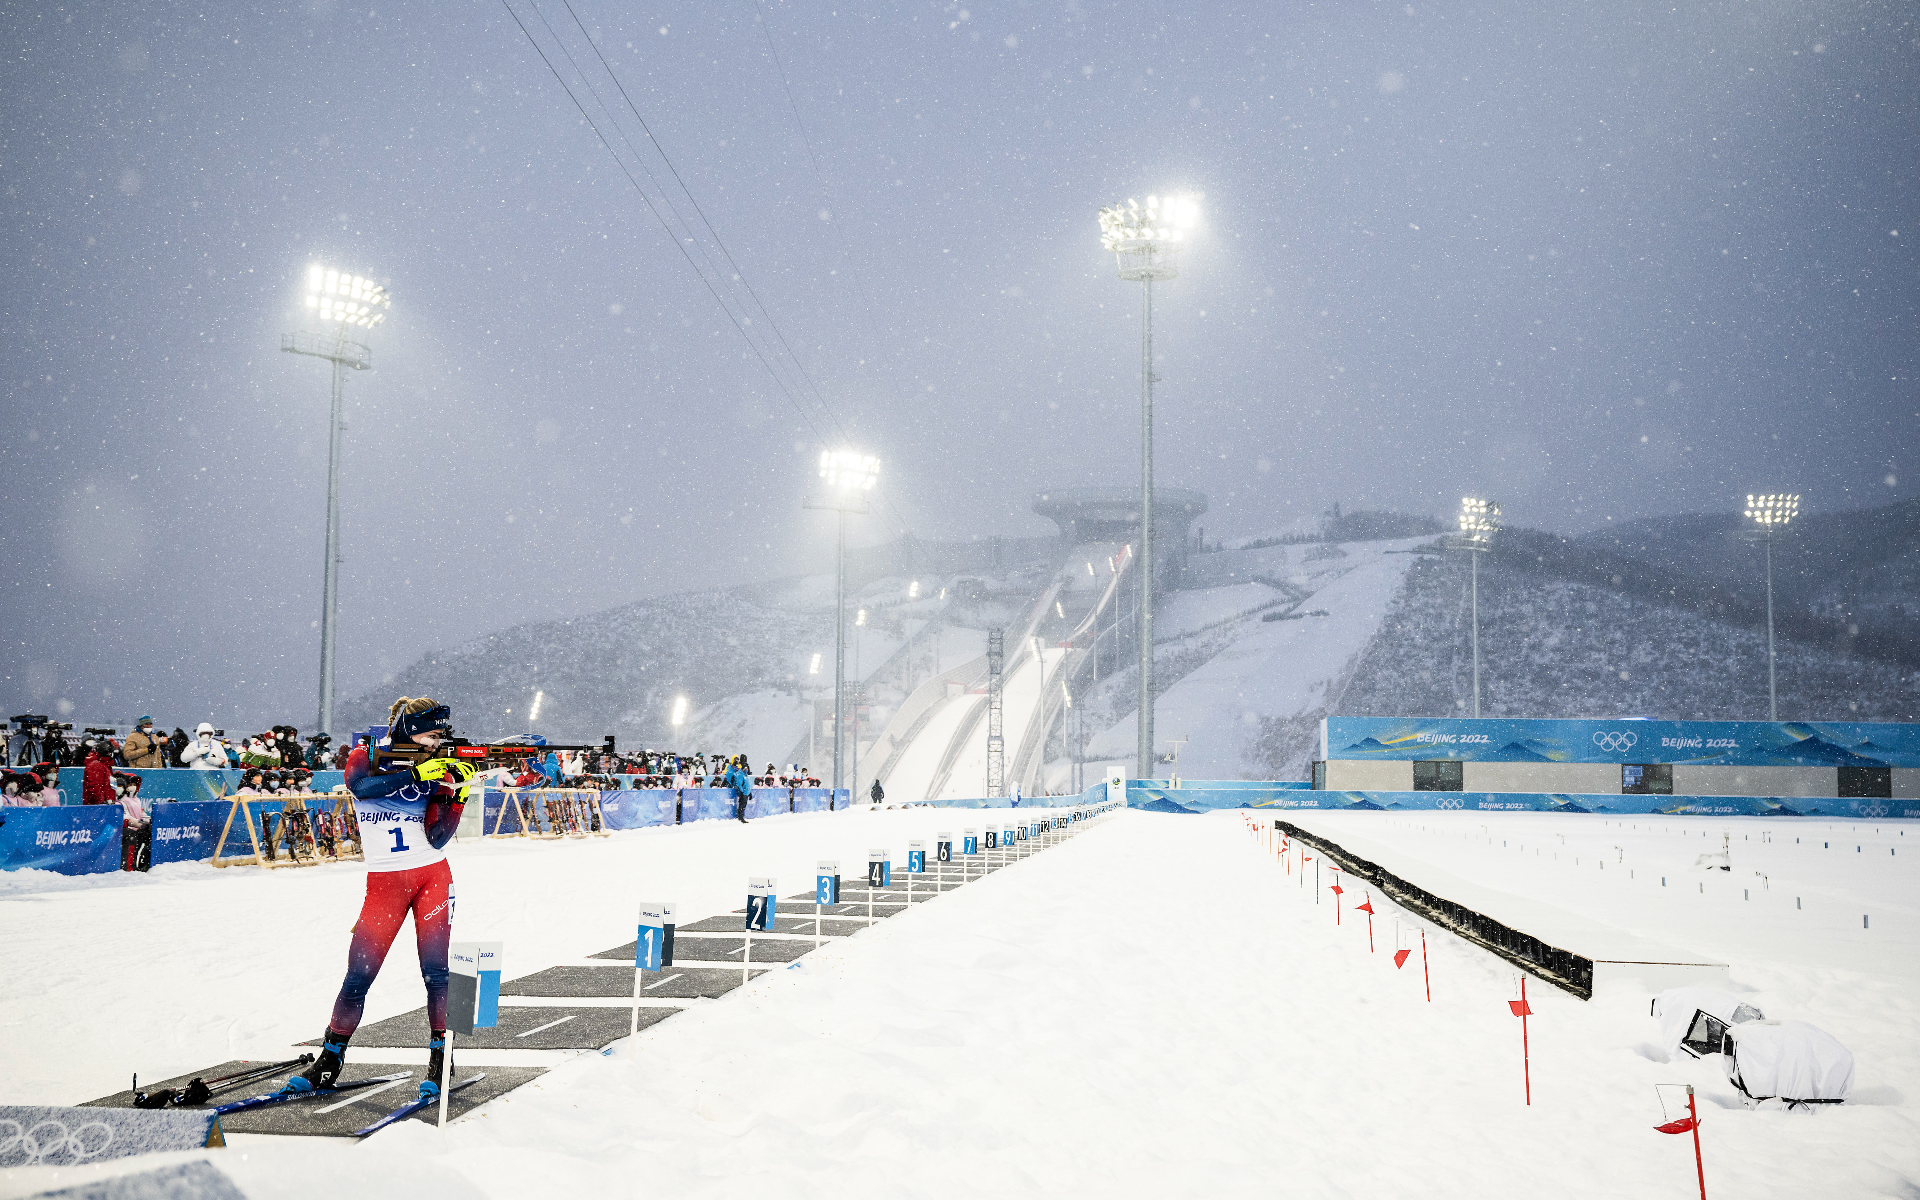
[
  {"x1": 323, "y1": 1003, "x2": 676, "y2": 1050},
  {"x1": 501, "y1": 964, "x2": 775, "y2": 999},
  {"x1": 84, "y1": 1061, "x2": 546, "y2": 1138},
  {"x1": 592, "y1": 936, "x2": 813, "y2": 963},
  {"x1": 677, "y1": 915, "x2": 870, "y2": 936}
]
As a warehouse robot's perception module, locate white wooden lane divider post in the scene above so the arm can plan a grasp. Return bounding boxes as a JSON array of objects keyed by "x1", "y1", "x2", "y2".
[
  {"x1": 866, "y1": 849, "x2": 890, "y2": 926},
  {"x1": 632, "y1": 903, "x2": 666, "y2": 1036},
  {"x1": 444, "y1": 941, "x2": 500, "y2": 1127},
  {"x1": 936, "y1": 832, "x2": 953, "y2": 888},
  {"x1": 983, "y1": 825, "x2": 998, "y2": 867},
  {"x1": 744, "y1": 876, "x2": 776, "y2": 986},
  {"x1": 815, "y1": 861, "x2": 839, "y2": 948},
  {"x1": 906, "y1": 841, "x2": 925, "y2": 906}
]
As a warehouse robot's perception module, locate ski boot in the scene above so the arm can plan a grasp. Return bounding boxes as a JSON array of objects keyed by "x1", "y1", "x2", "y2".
[
  {"x1": 283, "y1": 1029, "x2": 350, "y2": 1093},
  {"x1": 420, "y1": 1031, "x2": 452, "y2": 1100}
]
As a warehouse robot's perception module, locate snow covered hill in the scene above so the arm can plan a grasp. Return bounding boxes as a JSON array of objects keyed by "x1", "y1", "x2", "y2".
[{"x1": 345, "y1": 502, "x2": 1919, "y2": 785}]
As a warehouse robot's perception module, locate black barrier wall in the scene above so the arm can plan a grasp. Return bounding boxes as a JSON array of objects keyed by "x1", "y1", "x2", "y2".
[{"x1": 1274, "y1": 821, "x2": 1594, "y2": 999}]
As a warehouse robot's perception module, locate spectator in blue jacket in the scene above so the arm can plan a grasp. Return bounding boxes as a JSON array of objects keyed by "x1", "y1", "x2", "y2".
[{"x1": 723, "y1": 755, "x2": 753, "y2": 824}]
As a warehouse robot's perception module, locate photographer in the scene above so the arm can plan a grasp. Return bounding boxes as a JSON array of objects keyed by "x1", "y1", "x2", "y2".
[
  {"x1": 123, "y1": 717, "x2": 166, "y2": 769},
  {"x1": 165, "y1": 728, "x2": 189, "y2": 768},
  {"x1": 305, "y1": 733, "x2": 335, "y2": 770}
]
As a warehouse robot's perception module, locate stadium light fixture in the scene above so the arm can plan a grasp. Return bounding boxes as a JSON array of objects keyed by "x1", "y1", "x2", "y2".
[
  {"x1": 1097, "y1": 191, "x2": 1201, "y2": 782},
  {"x1": 1449, "y1": 497, "x2": 1502, "y2": 718},
  {"x1": 856, "y1": 608, "x2": 867, "y2": 627},
  {"x1": 1743, "y1": 493, "x2": 1800, "y2": 720},
  {"x1": 909, "y1": 579, "x2": 920, "y2": 600},
  {"x1": 528, "y1": 690, "x2": 544, "y2": 725},
  {"x1": 819, "y1": 449, "x2": 880, "y2": 491},
  {"x1": 803, "y1": 452, "x2": 881, "y2": 802},
  {"x1": 809, "y1": 652, "x2": 822, "y2": 676},
  {"x1": 282, "y1": 261, "x2": 393, "y2": 738},
  {"x1": 304, "y1": 264, "x2": 392, "y2": 329},
  {"x1": 671, "y1": 696, "x2": 689, "y2": 728}
]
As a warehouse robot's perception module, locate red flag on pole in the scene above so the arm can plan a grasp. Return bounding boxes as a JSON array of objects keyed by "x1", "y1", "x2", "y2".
[
  {"x1": 1393, "y1": 949, "x2": 1412, "y2": 968},
  {"x1": 1356, "y1": 900, "x2": 1374, "y2": 914}
]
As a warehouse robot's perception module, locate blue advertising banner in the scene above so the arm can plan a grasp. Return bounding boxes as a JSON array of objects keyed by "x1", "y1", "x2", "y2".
[
  {"x1": 791, "y1": 788, "x2": 833, "y2": 814},
  {"x1": 684, "y1": 788, "x2": 738, "y2": 823},
  {"x1": 746, "y1": 788, "x2": 791, "y2": 820},
  {"x1": 148, "y1": 800, "x2": 243, "y2": 866},
  {"x1": 1323, "y1": 717, "x2": 1920, "y2": 768},
  {"x1": 599, "y1": 790, "x2": 678, "y2": 831},
  {"x1": 0, "y1": 805, "x2": 124, "y2": 874},
  {"x1": 1267, "y1": 790, "x2": 1920, "y2": 819}
]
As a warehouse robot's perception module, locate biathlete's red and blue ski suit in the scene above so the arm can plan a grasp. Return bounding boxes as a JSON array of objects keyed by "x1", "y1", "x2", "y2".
[
  {"x1": 328, "y1": 741, "x2": 464, "y2": 1035},
  {"x1": 284, "y1": 710, "x2": 472, "y2": 1098}
]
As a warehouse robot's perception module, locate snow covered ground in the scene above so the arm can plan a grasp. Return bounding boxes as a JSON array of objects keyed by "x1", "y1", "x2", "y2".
[{"x1": 3, "y1": 810, "x2": 1918, "y2": 1199}]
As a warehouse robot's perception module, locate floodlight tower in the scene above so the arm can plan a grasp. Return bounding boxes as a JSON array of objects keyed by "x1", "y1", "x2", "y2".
[
  {"x1": 282, "y1": 264, "x2": 391, "y2": 736},
  {"x1": 1742, "y1": 493, "x2": 1799, "y2": 720},
  {"x1": 1097, "y1": 193, "x2": 1199, "y2": 780},
  {"x1": 1451, "y1": 498, "x2": 1501, "y2": 718},
  {"x1": 805, "y1": 450, "x2": 880, "y2": 800}
]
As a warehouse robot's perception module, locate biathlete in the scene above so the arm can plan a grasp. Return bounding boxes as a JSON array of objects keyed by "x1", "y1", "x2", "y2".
[{"x1": 285, "y1": 697, "x2": 477, "y2": 1100}]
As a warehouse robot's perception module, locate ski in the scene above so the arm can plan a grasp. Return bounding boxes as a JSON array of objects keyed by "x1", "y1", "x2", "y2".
[
  {"x1": 352, "y1": 1072, "x2": 487, "y2": 1138},
  {"x1": 213, "y1": 1070, "x2": 414, "y2": 1116}
]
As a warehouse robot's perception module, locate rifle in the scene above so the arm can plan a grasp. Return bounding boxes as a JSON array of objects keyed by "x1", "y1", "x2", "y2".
[{"x1": 370, "y1": 734, "x2": 616, "y2": 774}]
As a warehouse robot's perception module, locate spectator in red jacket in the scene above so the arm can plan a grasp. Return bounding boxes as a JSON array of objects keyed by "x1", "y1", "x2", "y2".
[{"x1": 81, "y1": 748, "x2": 116, "y2": 806}]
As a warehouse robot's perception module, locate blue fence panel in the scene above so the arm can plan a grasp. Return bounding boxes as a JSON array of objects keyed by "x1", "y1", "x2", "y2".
[
  {"x1": 600, "y1": 789, "x2": 678, "y2": 830},
  {"x1": 149, "y1": 800, "x2": 243, "y2": 865},
  {"x1": 0, "y1": 805, "x2": 124, "y2": 874},
  {"x1": 682, "y1": 788, "x2": 736, "y2": 822},
  {"x1": 790, "y1": 788, "x2": 831, "y2": 813},
  {"x1": 745, "y1": 788, "x2": 790, "y2": 820},
  {"x1": 833, "y1": 789, "x2": 850, "y2": 810},
  {"x1": 1127, "y1": 783, "x2": 1318, "y2": 812}
]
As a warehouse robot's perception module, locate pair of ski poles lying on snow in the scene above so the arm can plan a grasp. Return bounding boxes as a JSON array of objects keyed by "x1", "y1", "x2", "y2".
[{"x1": 132, "y1": 1055, "x2": 312, "y2": 1109}]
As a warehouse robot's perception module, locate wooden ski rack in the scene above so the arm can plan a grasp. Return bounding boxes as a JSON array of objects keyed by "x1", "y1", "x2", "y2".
[
  {"x1": 211, "y1": 792, "x2": 364, "y2": 868},
  {"x1": 486, "y1": 789, "x2": 611, "y2": 840}
]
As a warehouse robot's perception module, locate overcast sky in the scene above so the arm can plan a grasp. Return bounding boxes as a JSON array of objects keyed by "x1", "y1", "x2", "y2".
[{"x1": 2, "y1": 0, "x2": 1913, "y2": 731}]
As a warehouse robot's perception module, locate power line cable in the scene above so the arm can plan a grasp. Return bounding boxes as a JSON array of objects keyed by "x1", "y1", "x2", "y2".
[
  {"x1": 558, "y1": 0, "x2": 912, "y2": 532},
  {"x1": 501, "y1": 0, "x2": 842, "y2": 452},
  {"x1": 746, "y1": 0, "x2": 917, "y2": 529}
]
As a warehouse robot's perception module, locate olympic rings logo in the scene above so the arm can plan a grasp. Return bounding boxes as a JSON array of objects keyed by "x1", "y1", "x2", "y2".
[
  {"x1": 1592, "y1": 731, "x2": 1639, "y2": 753},
  {"x1": 1860, "y1": 803, "x2": 1889, "y2": 820},
  {"x1": 0, "y1": 1117, "x2": 116, "y2": 1166},
  {"x1": 1436, "y1": 797, "x2": 1464, "y2": 810}
]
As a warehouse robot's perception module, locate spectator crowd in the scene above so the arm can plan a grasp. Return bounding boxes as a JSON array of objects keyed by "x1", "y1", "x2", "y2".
[{"x1": 4, "y1": 713, "x2": 843, "y2": 873}]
